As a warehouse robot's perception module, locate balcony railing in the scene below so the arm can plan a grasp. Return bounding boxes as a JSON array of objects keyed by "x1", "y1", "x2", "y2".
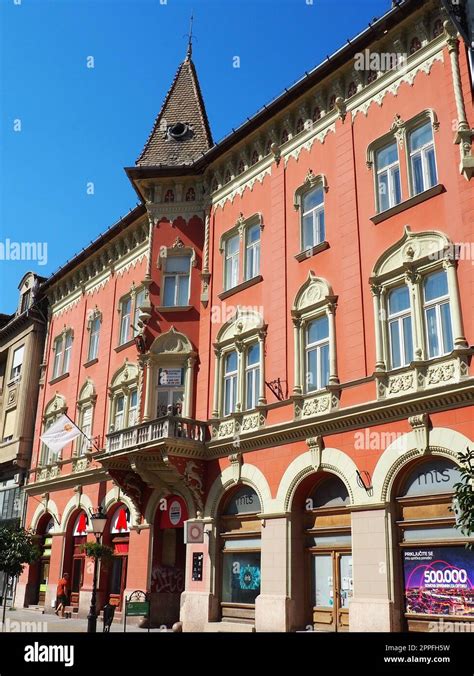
[{"x1": 106, "y1": 414, "x2": 207, "y2": 453}]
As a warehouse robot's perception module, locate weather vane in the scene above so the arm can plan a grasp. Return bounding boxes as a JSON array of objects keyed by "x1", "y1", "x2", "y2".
[{"x1": 186, "y1": 11, "x2": 194, "y2": 59}]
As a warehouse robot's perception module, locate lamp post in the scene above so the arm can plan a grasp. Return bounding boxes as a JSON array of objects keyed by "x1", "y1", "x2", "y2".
[{"x1": 87, "y1": 508, "x2": 107, "y2": 634}]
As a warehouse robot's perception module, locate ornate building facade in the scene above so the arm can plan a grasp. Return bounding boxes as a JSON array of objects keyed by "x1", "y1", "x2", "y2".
[{"x1": 18, "y1": 0, "x2": 474, "y2": 632}]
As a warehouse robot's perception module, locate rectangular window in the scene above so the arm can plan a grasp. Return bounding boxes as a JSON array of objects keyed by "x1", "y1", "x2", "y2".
[
  {"x1": 245, "y1": 343, "x2": 260, "y2": 410},
  {"x1": 409, "y1": 122, "x2": 437, "y2": 195},
  {"x1": 163, "y1": 256, "x2": 190, "y2": 307},
  {"x1": 302, "y1": 187, "x2": 325, "y2": 250},
  {"x1": 128, "y1": 390, "x2": 138, "y2": 427},
  {"x1": 376, "y1": 142, "x2": 401, "y2": 212},
  {"x1": 223, "y1": 351, "x2": 238, "y2": 416},
  {"x1": 10, "y1": 345, "x2": 25, "y2": 381},
  {"x1": 52, "y1": 332, "x2": 72, "y2": 379},
  {"x1": 20, "y1": 290, "x2": 31, "y2": 314},
  {"x1": 88, "y1": 317, "x2": 100, "y2": 361},
  {"x1": 224, "y1": 235, "x2": 240, "y2": 290},
  {"x1": 2, "y1": 409, "x2": 17, "y2": 443},
  {"x1": 305, "y1": 315, "x2": 329, "y2": 392},
  {"x1": 387, "y1": 285, "x2": 413, "y2": 369},
  {"x1": 77, "y1": 406, "x2": 92, "y2": 456},
  {"x1": 134, "y1": 289, "x2": 146, "y2": 335},
  {"x1": 245, "y1": 225, "x2": 260, "y2": 281},
  {"x1": 423, "y1": 270, "x2": 453, "y2": 358},
  {"x1": 114, "y1": 395, "x2": 125, "y2": 431},
  {"x1": 119, "y1": 297, "x2": 132, "y2": 345}
]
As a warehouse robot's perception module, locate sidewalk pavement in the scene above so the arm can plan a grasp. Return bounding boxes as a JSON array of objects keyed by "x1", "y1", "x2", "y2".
[{"x1": 0, "y1": 607, "x2": 170, "y2": 633}]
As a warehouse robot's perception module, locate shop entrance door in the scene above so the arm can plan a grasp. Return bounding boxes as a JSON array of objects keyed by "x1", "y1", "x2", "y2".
[{"x1": 311, "y1": 551, "x2": 351, "y2": 632}]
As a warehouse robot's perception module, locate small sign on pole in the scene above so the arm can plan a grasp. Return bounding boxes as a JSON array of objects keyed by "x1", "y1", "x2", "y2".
[{"x1": 123, "y1": 590, "x2": 150, "y2": 633}]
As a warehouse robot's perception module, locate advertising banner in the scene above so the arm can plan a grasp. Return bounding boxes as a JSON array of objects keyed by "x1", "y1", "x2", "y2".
[{"x1": 403, "y1": 546, "x2": 474, "y2": 616}]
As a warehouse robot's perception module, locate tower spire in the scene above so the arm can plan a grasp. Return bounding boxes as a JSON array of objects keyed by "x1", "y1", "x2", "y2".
[{"x1": 186, "y1": 12, "x2": 194, "y2": 60}]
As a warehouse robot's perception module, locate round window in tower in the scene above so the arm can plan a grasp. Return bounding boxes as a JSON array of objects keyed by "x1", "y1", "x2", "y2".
[{"x1": 168, "y1": 122, "x2": 190, "y2": 141}]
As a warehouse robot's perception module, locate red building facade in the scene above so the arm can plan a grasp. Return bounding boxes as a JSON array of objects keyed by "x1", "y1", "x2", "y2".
[{"x1": 19, "y1": 0, "x2": 474, "y2": 632}]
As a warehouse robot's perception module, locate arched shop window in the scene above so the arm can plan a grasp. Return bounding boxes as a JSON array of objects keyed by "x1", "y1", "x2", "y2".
[
  {"x1": 35, "y1": 517, "x2": 54, "y2": 606},
  {"x1": 70, "y1": 512, "x2": 88, "y2": 608},
  {"x1": 106, "y1": 505, "x2": 130, "y2": 610},
  {"x1": 395, "y1": 457, "x2": 474, "y2": 632},
  {"x1": 305, "y1": 475, "x2": 352, "y2": 633},
  {"x1": 219, "y1": 486, "x2": 262, "y2": 624}
]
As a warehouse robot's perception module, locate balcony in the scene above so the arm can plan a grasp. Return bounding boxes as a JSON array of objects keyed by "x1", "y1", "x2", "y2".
[{"x1": 106, "y1": 413, "x2": 207, "y2": 453}]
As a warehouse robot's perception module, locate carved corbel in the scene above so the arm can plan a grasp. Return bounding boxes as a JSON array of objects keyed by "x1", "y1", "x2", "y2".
[
  {"x1": 307, "y1": 436, "x2": 324, "y2": 471},
  {"x1": 409, "y1": 413, "x2": 432, "y2": 454},
  {"x1": 229, "y1": 452, "x2": 243, "y2": 484}
]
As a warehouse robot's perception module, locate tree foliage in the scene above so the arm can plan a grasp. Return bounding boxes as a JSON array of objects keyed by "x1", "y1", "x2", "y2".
[
  {"x1": 453, "y1": 446, "x2": 474, "y2": 544},
  {"x1": 0, "y1": 526, "x2": 40, "y2": 579}
]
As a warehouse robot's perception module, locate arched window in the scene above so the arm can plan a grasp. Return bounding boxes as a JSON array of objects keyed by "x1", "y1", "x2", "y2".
[
  {"x1": 145, "y1": 327, "x2": 196, "y2": 419},
  {"x1": 108, "y1": 361, "x2": 139, "y2": 435},
  {"x1": 251, "y1": 149, "x2": 259, "y2": 165},
  {"x1": 394, "y1": 457, "x2": 473, "y2": 632},
  {"x1": 75, "y1": 379, "x2": 96, "y2": 456},
  {"x1": 185, "y1": 187, "x2": 195, "y2": 202},
  {"x1": 213, "y1": 309, "x2": 266, "y2": 418},
  {"x1": 347, "y1": 81, "x2": 357, "y2": 98},
  {"x1": 294, "y1": 173, "x2": 328, "y2": 258},
  {"x1": 40, "y1": 394, "x2": 67, "y2": 465},
  {"x1": 409, "y1": 36, "x2": 421, "y2": 54},
  {"x1": 296, "y1": 118, "x2": 304, "y2": 134},
  {"x1": 164, "y1": 189, "x2": 175, "y2": 203},
  {"x1": 219, "y1": 486, "x2": 262, "y2": 623},
  {"x1": 312, "y1": 107, "x2": 321, "y2": 122},
  {"x1": 280, "y1": 128, "x2": 289, "y2": 144},
  {"x1": 370, "y1": 227, "x2": 467, "y2": 397},
  {"x1": 292, "y1": 273, "x2": 339, "y2": 416}
]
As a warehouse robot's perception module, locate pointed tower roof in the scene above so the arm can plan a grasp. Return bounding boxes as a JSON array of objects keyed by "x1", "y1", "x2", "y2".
[{"x1": 136, "y1": 54, "x2": 213, "y2": 167}]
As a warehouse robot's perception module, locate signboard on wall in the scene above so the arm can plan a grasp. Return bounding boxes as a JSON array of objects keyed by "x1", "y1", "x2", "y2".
[
  {"x1": 159, "y1": 495, "x2": 188, "y2": 529},
  {"x1": 403, "y1": 547, "x2": 474, "y2": 616},
  {"x1": 158, "y1": 368, "x2": 183, "y2": 387}
]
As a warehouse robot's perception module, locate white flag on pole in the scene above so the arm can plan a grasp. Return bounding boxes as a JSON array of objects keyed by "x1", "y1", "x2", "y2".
[{"x1": 40, "y1": 414, "x2": 82, "y2": 454}]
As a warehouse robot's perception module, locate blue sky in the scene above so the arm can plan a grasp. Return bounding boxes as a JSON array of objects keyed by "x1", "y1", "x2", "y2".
[{"x1": 0, "y1": 0, "x2": 390, "y2": 313}]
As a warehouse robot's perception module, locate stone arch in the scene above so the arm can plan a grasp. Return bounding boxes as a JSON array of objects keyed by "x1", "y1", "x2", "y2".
[
  {"x1": 216, "y1": 307, "x2": 264, "y2": 344},
  {"x1": 60, "y1": 493, "x2": 94, "y2": 532},
  {"x1": 371, "y1": 226, "x2": 451, "y2": 278},
  {"x1": 30, "y1": 500, "x2": 60, "y2": 533},
  {"x1": 102, "y1": 485, "x2": 140, "y2": 526},
  {"x1": 77, "y1": 378, "x2": 96, "y2": 405},
  {"x1": 150, "y1": 327, "x2": 194, "y2": 356},
  {"x1": 293, "y1": 271, "x2": 334, "y2": 313},
  {"x1": 275, "y1": 447, "x2": 367, "y2": 512},
  {"x1": 43, "y1": 393, "x2": 67, "y2": 419},
  {"x1": 372, "y1": 427, "x2": 472, "y2": 502},
  {"x1": 144, "y1": 485, "x2": 197, "y2": 525},
  {"x1": 204, "y1": 464, "x2": 272, "y2": 518},
  {"x1": 109, "y1": 359, "x2": 139, "y2": 389}
]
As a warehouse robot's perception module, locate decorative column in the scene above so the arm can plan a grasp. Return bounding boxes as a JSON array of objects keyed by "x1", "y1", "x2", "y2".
[
  {"x1": 444, "y1": 20, "x2": 474, "y2": 179},
  {"x1": 141, "y1": 357, "x2": 154, "y2": 422},
  {"x1": 406, "y1": 270, "x2": 424, "y2": 361},
  {"x1": 235, "y1": 340, "x2": 243, "y2": 414},
  {"x1": 183, "y1": 356, "x2": 196, "y2": 418},
  {"x1": 444, "y1": 258, "x2": 468, "y2": 349},
  {"x1": 371, "y1": 284, "x2": 385, "y2": 372},
  {"x1": 257, "y1": 330, "x2": 267, "y2": 406},
  {"x1": 212, "y1": 349, "x2": 221, "y2": 418},
  {"x1": 292, "y1": 316, "x2": 302, "y2": 395},
  {"x1": 327, "y1": 301, "x2": 339, "y2": 385},
  {"x1": 200, "y1": 208, "x2": 211, "y2": 306}
]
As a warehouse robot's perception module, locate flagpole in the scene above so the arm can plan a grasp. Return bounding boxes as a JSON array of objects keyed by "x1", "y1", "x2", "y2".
[{"x1": 64, "y1": 413, "x2": 101, "y2": 452}]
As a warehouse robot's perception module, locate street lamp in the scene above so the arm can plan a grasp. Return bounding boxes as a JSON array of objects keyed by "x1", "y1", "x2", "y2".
[{"x1": 87, "y1": 508, "x2": 107, "y2": 633}]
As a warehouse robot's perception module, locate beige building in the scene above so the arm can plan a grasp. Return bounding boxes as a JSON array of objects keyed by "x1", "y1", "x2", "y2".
[{"x1": 0, "y1": 272, "x2": 46, "y2": 604}]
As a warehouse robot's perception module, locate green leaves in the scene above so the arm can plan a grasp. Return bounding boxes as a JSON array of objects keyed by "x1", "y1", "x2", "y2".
[
  {"x1": 81, "y1": 541, "x2": 113, "y2": 561},
  {"x1": 453, "y1": 446, "x2": 474, "y2": 547},
  {"x1": 0, "y1": 526, "x2": 40, "y2": 579}
]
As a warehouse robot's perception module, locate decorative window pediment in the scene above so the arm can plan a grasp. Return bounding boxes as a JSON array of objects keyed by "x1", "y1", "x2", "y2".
[
  {"x1": 78, "y1": 378, "x2": 97, "y2": 406},
  {"x1": 293, "y1": 272, "x2": 335, "y2": 315},
  {"x1": 293, "y1": 170, "x2": 328, "y2": 211},
  {"x1": 110, "y1": 359, "x2": 139, "y2": 392},
  {"x1": 150, "y1": 326, "x2": 193, "y2": 356},
  {"x1": 43, "y1": 393, "x2": 67, "y2": 421},
  {"x1": 371, "y1": 226, "x2": 451, "y2": 281},
  {"x1": 217, "y1": 307, "x2": 265, "y2": 346}
]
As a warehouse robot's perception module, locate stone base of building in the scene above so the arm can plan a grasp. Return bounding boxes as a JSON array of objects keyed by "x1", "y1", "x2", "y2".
[
  {"x1": 349, "y1": 598, "x2": 395, "y2": 632},
  {"x1": 255, "y1": 594, "x2": 292, "y2": 632},
  {"x1": 180, "y1": 591, "x2": 219, "y2": 632}
]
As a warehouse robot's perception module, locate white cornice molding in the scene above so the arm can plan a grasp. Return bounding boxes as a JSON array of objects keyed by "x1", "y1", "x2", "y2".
[{"x1": 350, "y1": 38, "x2": 445, "y2": 120}]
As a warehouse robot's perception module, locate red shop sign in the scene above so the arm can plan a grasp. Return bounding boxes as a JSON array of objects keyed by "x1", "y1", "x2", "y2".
[{"x1": 159, "y1": 495, "x2": 188, "y2": 529}]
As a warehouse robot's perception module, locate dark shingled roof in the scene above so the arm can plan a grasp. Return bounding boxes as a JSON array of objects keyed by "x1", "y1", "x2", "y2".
[{"x1": 136, "y1": 55, "x2": 213, "y2": 167}]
